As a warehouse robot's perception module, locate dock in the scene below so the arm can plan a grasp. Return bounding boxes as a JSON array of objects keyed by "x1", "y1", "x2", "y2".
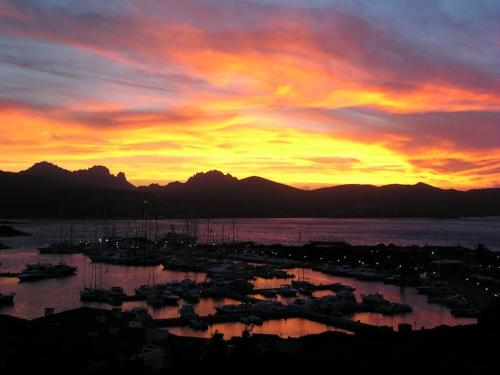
[
  {"x1": 154, "y1": 310, "x2": 383, "y2": 334},
  {"x1": 250, "y1": 283, "x2": 349, "y2": 295}
]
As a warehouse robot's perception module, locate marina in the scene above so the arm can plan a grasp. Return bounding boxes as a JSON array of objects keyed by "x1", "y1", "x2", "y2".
[{"x1": 2, "y1": 218, "x2": 494, "y2": 337}]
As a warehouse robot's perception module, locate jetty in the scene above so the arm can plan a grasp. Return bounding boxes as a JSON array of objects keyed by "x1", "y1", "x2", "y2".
[{"x1": 153, "y1": 310, "x2": 382, "y2": 334}]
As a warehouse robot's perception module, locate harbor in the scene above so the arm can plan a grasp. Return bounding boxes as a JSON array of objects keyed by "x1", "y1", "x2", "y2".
[{"x1": 3, "y1": 218, "x2": 497, "y2": 338}]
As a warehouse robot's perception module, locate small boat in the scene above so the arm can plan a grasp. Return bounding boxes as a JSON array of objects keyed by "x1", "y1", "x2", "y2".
[
  {"x1": 361, "y1": 293, "x2": 386, "y2": 304},
  {"x1": 135, "y1": 285, "x2": 156, "y2": 297},
  {"x1": 0, "y1": 292, "x2": 15, "y2": 306},
  {"x1": 260, "y1": 289, "x2": 278, "y2": 298},
  {"x1": 375, "y1": 302, "x2": 413, "y2": 315},
  {"x1": 189, "y1": 319, "x2": 209, "y2": 331},
  {"x1": 215, "y1": 304, "x2": 244, "y2": 315},
  {"x1": 107, "y1": 286, "x2": 127, "y2": 305},
  {"x1": 277, "y1": 285, "x2": 298, "y2": 297},
  {"x1": 80, "y1": 287, "x2": 107, "y2": 302},
  {"x1": 161, "y1": 290, "x2": 180, "y2": 305}
]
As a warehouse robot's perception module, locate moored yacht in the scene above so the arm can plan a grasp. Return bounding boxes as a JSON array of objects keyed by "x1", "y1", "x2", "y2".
[
  {"x1": 277, "y1": 285, "x2": 299, "y2": 297},
  {"x1": 80, "y1": 287, "x2": 107, "y2": 302},
  {"x1": 107, "y1": 286, "x2": 127, "y2": 305},
  {"x1": 361, "y1": 293, "x2": 386, "y2": 304},
  {"x1": 18, "y1": 262, "x2": 77, "y2": 282}
]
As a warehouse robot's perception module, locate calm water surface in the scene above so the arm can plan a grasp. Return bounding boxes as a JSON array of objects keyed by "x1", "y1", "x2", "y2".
[
  {"x1": 0, "y1": 218, "x2": 487, "y2": 337},
  {"x1": 2, "y1": 217, "x2": 500, "y2": 249}
]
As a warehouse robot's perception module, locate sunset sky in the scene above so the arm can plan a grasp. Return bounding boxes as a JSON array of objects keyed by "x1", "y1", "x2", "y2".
[{"x1": 0, "y1": 0, "x2": 499, "y2": 188}]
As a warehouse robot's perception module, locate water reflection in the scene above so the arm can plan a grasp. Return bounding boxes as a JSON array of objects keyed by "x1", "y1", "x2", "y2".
[
  {"x1": 252, "y1": 268, "x2": 476, "y2": 329},
  {"x1": 168, "y1": 318, "x2": 351, "y2": 339},
  {"x1": 0, "y1": 221, "x2": 479, "y2": 332},
  {"x1": 1, "y1": 217, "x2": 499, "y2": 250},
  {"x1": 0, "y1": 250, "x2": 208, "y2": 319}
]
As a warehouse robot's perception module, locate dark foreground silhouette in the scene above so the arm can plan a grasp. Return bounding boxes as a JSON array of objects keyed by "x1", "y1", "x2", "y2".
[
  {"x1": 1, "y1": 299, "x2": 499, "y2": 374},
  {"x1": 2, "y1": 161, "x2": 500, "y2": 218}
]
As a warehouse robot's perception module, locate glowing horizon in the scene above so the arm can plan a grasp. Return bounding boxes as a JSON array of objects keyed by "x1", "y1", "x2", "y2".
[{"x1": 1, "y1": 1, "x2": 499, "y2": 189}]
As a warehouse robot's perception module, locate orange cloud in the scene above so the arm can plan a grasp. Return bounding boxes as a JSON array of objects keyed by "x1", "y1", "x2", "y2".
[{"x1": 0, "y1": 0, "x2": 499, "y2": 189}]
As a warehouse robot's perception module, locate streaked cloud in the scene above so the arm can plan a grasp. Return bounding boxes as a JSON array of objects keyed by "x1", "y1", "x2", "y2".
[{"x1": 0, "y1": 0, "x2": 498, "y2": 188}]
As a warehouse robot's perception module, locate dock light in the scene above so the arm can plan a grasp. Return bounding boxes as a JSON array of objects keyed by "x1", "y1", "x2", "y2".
[
  {"x1": 466, "y1": 278, "x2": 469, "y2": 281},
  {"x1": 477, "y1": 282, "x2": 480, "y2": 286},
  {"x1": 485, "y1": 288, "x2": 489, "y2": 291}
]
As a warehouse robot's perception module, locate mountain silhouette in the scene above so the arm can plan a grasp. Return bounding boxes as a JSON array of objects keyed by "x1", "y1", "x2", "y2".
[
  {"x1": 1, "y1": 162, "x2": 500, "y2": 218},
  {"x1": 12, "y1": 161, "x2": 134, "y2": 190}
]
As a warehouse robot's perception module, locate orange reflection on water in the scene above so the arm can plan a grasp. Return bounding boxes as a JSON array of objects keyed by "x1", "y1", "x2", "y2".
[
  {"x1": 252, "y1": 267, "x2": 477, "y2": 330},
  {"x1": 168, "y1": 317, "x2": 352, "y2": 339}
]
